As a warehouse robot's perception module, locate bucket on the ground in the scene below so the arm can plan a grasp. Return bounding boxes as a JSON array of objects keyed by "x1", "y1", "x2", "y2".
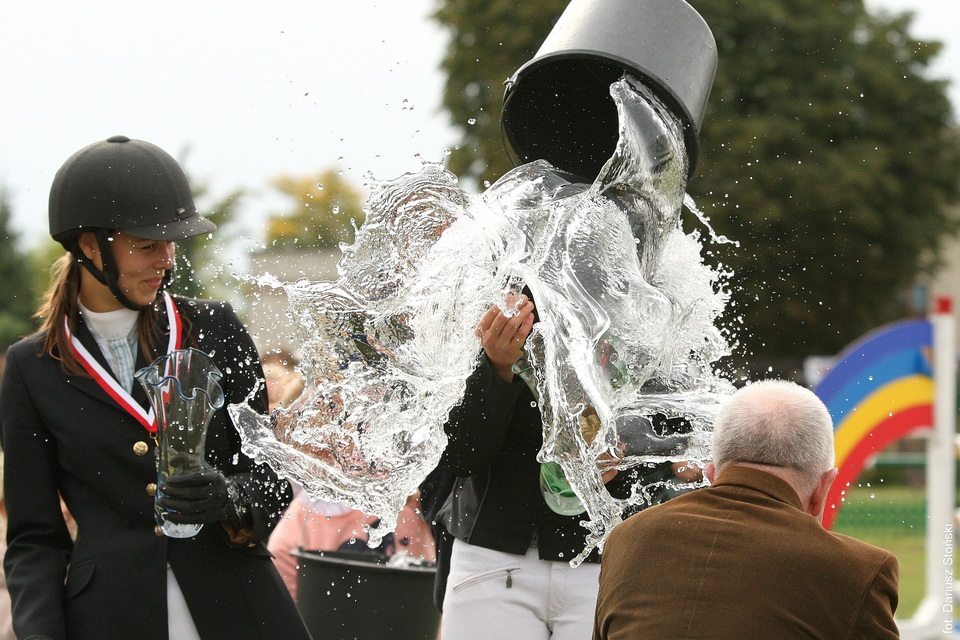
[
  {"x1": 293, "y1": 549, "x2": 440, "y2": 640},
  {"x1": 501, "y1": 0, "x2": 717, "y2": 180}
]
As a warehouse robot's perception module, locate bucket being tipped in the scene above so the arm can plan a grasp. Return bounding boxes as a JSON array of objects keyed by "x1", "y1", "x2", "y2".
[{"x1": 501, "y1": 0, "x2": 717, "y2": 181}]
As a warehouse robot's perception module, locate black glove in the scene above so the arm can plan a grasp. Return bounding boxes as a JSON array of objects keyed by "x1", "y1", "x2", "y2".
[
  {"x1": 158, "y1": 469, "x2": 243, "y2": 526},
  {"x1": 614, "y1": 413, "x2": 692, "y2": 457}
]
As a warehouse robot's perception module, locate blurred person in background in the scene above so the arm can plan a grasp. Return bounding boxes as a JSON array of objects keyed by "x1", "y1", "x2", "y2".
[
  {"x1": 261, "y1": 347, "x2": 303, "y2": 412},
  {"x1": 268, "y1": 490, "x2": 436, "y2": 602}
]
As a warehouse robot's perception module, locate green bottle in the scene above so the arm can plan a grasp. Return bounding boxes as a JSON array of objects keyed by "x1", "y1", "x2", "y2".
[
  {"x1": 513, "y1": 351, "x2": 587, "y2": 516},
  {"x1": 539, "y1": 460, "x2": 587, "y2": 516}
]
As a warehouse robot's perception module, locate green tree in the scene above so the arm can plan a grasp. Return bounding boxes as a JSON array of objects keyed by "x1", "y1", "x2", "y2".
[
  {"x1": 169, "y1": 185, "x2": 246, "y2": 299},
  {"x1": 265, "y1": 169, "x2": 366, "y2": 250},
  {"x1": 28, "y1": 240, "x2": 67, "y2": 301},
  {"x1": 434, "y1": 0, "x2": 567, "y2": 187},
  {"x1": 167, "y1": 148, "x2": 247, "y2": 299},
  {"x1": 0, "y1": 189, "x2": 38, "y2": 349},
  {"x1": 433, "y1": 0, "x2": 960, "y2": 365},
  {"x1": 689, "y1": 0, "x2": 960, "y2": 360}
]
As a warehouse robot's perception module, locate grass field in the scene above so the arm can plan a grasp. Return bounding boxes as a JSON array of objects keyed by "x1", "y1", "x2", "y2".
[{"x1": 831, "y1": 484, "x2": 931, "y2": 618}]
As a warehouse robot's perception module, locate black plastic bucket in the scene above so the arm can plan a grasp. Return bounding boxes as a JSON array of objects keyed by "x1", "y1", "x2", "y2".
[
  {"x1": 501, "y1": 0, "x2": 717, "y2": 180},
  {"x1": 292, "y1": 550, "x2": 440, "y2": 640}
]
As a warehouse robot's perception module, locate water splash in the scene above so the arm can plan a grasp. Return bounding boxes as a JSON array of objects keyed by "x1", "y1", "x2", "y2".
[
  {"x1": 683, "y1": 194, "x2": 739, "y2": 248},
  {"x1": 231, "y1": 163, "x2": 517, "y2": 544},
  {"x1": 498, "y1": 77, "x2": 735, "y2": 561},
  {"x1": 230, "y1": 75, "x2": 734, "y2": 556}
]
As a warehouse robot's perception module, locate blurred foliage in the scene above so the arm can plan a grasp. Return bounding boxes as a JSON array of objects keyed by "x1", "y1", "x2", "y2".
[
  {"x1": 29, "y1": 241, "x2": 67, "y2": 301},
  {"x1": 433, "y1": 0, "x2": 960, "y2": 365},
  {"x1": 169, "y1": 186, "x2": 246, "y2": 300},
  {"x1": 433, "y1": 0, "x2": 567, "y2": 187},
  {"x1": 169, "y1": 148, "x2": 247, "y2": 299},
  {"x1": 0, "y1": 188, "x2": 36, "y2": 350},
  {"x1": 689, "y1": 0, "x2": 960, "y2": 362},
  {"x1": 265, "y1": 169, "x2": 366, "y2": 250}
]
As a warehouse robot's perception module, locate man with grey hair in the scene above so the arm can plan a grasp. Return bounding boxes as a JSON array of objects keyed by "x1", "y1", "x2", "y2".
[{"x1": 593, "y1": 379, "x2": 900, "y2": 640}]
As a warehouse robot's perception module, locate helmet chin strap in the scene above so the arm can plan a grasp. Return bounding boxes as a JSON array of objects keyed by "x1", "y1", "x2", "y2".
[{"x1": 71, "y1": 229, "x2": 170, "y2": 311}]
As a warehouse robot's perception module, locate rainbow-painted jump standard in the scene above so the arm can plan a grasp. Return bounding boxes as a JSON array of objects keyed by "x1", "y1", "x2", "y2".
[{"x1": 813, "y1": 319, "x2": 934, "y2": 530}]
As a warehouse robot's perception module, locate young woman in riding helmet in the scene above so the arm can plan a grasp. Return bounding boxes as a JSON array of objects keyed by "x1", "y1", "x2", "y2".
[{"x1": 0, "y1": 136, "x2": 312, "y2": 640}]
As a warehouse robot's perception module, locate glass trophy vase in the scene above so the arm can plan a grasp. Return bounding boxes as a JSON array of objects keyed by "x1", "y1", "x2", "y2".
[{"x1": 136, "y1": 348, "x2": 225, "y2": 538}]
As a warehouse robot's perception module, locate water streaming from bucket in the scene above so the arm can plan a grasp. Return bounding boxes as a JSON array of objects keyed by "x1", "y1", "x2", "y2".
[{"x1": 230, "y1": 76, "x2": 735, "y2": 558}]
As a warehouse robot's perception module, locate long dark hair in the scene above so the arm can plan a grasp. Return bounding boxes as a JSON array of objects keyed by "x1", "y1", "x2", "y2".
[{"x1": 36, "y1": 252, "x2": 174, "y2": 375}]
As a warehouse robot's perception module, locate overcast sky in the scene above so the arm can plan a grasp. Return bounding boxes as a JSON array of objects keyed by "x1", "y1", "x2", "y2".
[{"x1": 2, "y1": 0, "x2": 958, "y2": 253}]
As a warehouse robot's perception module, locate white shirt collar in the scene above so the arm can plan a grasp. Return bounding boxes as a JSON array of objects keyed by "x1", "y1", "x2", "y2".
[{"x1": 78, "y1": 300, "x2": 139, "y2": 342}]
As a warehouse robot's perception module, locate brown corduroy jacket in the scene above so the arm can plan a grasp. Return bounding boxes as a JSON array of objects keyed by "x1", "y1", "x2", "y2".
[{"x1": 594, "y1": 465, "x2": 900, "y2": 640}]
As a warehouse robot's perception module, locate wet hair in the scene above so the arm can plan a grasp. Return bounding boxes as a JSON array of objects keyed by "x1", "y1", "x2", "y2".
[
  {"x1": 712, "y1": 379, "x2": 835, "y2": 492},
  {"x1": 35, "y1": 252, "x2": 181, "y2": 376}
]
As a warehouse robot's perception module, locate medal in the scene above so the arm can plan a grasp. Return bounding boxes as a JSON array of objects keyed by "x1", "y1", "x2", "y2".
[{"x1": 65, "y1": 292, "x2": 182, "y2": 434}]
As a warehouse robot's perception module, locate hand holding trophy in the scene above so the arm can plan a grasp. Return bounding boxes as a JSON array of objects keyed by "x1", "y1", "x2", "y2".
[{"x1": 136, "y1": 348, "x2": 226, "y2": 538}]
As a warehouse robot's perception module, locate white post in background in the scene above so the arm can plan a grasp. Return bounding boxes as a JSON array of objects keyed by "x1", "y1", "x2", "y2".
[{"x1": 900, "y1": 296, "x2": 957, "y2": 639}]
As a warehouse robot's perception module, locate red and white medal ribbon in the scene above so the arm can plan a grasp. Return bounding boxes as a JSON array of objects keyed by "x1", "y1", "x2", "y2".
[{"x1": 65, "y1": 292, "x2": 182, "y2": 434}]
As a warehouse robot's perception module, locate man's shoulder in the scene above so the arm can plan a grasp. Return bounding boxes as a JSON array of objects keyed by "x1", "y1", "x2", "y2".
[
  {"x1": 602, "y1": 490, "x2": 712, "y2": 564},
  {"x1": 826, "y1": 529, "x2": 897, "y2": 566},
  {"x1": 614, "y1": 488, "x2": 707, "y2": 532}
]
